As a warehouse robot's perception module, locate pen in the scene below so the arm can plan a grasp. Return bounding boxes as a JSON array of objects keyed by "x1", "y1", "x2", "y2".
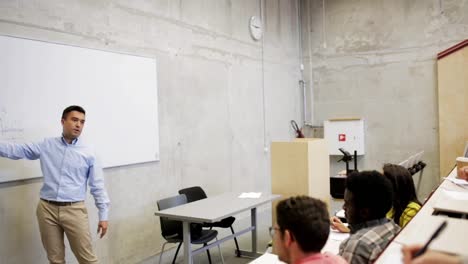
[{"x1": 413, "y1": 220, "x2": 448, "y2": 258}]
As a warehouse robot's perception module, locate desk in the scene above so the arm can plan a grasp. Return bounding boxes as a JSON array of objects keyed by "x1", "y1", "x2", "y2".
[
  {"x1": 154, "y1": 192, "x2": 281, "y2": 264},
  {"x1": 376, "y1": 168, "x2": 468, "y2": 263}
]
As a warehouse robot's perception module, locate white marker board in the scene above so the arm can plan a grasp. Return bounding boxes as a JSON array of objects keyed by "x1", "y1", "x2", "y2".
[{"x1": 0, "y1": 35, "x2": 159, "y2": 182}]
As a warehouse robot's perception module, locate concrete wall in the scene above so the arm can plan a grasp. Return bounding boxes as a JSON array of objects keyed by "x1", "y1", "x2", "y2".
[
  {"x1": 0, "y1": 1, "x2": 303, "y2": 263},
  {"x1": 301, "y1": 0, "x2": 468, "y2": 198}
]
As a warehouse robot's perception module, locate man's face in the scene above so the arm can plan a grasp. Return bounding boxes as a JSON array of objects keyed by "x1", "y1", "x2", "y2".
[
  {"x1": 343, "y1": 189, "x2": 358, "y2": 225},
  {"x1": 272, "y1": 224, "x2": 290, "y2": 263},
  {"x1": 61, "y1": 111, "x2": 85, "y2": 140}
]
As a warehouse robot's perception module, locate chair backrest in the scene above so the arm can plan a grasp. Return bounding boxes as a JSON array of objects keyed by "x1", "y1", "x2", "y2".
[
  {"x1": 178, "y1": 186, "x2": 208, "y2": 203},
  {"x1": 157, "y1": 194, "x2": 187, "y2": 239}
]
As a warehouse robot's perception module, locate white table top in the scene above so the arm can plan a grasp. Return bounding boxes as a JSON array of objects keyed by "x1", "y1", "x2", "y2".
[
  {"x1": 154, "y1": 192, "x2": 281, "y2": 223},
  {"x1": 376, "y1": 168, "x2": 468, "y2": 263}
]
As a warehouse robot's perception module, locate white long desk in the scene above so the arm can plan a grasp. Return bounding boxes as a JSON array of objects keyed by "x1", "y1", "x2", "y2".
[
  {"x1": 154, "y1": 192, "x2": 281, "y2": 264},
  {"x1": 376, "y1": 168, "x2": 468, "y2": 263}
]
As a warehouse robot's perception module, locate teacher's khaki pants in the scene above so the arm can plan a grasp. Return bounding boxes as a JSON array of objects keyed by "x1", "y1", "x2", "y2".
[{"x1": 36, "y1": 199, "x2": 98, "y2": 264}]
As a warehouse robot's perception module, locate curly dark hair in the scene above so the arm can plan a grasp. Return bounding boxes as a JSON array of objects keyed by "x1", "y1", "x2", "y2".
[
  {"x1": 276, "y1": 196, "x2": 330, "y2": 253},
  {"x1": 346, "y1": 170, "x2": 393, "y2": 219}
]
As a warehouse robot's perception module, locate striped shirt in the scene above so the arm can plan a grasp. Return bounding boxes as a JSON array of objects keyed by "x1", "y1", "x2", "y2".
[{"x1": 339, "y1": 218, "x2": 400, "y2": 264}]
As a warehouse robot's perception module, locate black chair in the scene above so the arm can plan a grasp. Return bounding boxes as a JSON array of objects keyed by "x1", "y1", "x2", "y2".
[
  {"x1": 156, "y1": 194, "x2": 224, "y2": 264},
  {"x1": 178, "y1": 186, "x2": 241, "y2": 257}
]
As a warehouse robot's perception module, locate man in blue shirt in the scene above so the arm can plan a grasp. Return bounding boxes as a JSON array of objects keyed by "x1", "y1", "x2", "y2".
[{"x1": 0, "y1": 105, "x2": 110, "y2": 264}]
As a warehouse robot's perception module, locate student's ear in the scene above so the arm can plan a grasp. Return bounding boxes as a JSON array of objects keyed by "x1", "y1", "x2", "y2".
[{"x1": 283, "y1": 229, "x2": 294, "y2": 247}]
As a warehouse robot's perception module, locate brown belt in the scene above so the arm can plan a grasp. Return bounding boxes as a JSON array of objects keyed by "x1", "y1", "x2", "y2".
[{"x1": 41, "y1": 198, "x2": 82, "y2": 206}]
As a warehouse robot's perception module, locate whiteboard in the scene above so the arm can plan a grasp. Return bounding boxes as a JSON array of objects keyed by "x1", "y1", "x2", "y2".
[
  {"x1": 0, "y1": 35, "x2": 159, "y2": 182},
  {"x1": 323, "y1": 119, "x2": 365, "y2": 155}
]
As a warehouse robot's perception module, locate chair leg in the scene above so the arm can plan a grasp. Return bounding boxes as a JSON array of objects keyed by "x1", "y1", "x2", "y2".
[
  {"x1": 216, "y1": 237, "x2": 225, "y2": 264},
  {"x1": 159, "y1": 241, "x2": 169, "y2": 264},
  {"x1": 172, "y1": 242, "x2": 182, "y2": 264},
  {"x1": 230, "y1": 226, "x2": 241, "y2": 257},
  {"x1": 205, "y1": 243, "x2": 212, "y2": 264}
]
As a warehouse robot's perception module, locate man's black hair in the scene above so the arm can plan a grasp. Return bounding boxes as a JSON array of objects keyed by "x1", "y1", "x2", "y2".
[
  {"x1": 346, "y1": 170, "x2": 393, "y2": 219},
  {"x1": 62, "y1": 105, "x2": 85, "y2": 119}
]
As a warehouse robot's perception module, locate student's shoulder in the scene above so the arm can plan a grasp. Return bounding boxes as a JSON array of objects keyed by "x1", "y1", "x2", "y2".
[
  {"x1": 344, "y1": 230, "x2": 374, "y2": 251},
  {"x1": 321, "y1": 252, "x2": 348, "y2": 264},
  {"x1": 406, "y1": 201, "x2": 421, "y2": 211},
  {"x1": 357, "y1": 221, "x2": 399, "y2": 243}
]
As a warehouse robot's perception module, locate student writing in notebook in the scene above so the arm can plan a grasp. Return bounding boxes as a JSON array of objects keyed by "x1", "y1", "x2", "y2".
[{"x1": 402, "y1": 244, "x2": 468, "y2": 264}]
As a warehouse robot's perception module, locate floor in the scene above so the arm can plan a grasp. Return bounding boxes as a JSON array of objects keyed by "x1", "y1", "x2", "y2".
[
  {"x1": 139, "y1": 245, "x2": 255, "y2": 264},
  {"x1": 141, "y1": 199, "x2": 344, "y2": 264}
]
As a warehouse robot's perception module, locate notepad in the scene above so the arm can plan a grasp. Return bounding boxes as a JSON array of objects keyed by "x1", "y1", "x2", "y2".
[
  {"x1": 329, "y1": 229, "x2": 350, "y2": 241},
  {"x1": 446, "y1": 177, "x2": 468, "y2": 186},
  {"x1": 239, "y1": 192, "x2": 262, "y2": 198},
  {"x1": 335, "y1": 209, "x2": 346, "y2": 218},
  {"x1": 433, "y1": 190, "x2": 468, "y2": 214}
]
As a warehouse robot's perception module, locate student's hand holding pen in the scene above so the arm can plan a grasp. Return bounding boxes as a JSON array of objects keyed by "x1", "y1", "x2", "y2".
[
  {"x1": 330, "y1": 216, "x2": 350, "y2": 233},
  {"x1": 402, "y1": 245, "x2": 462, "y2": 264}
]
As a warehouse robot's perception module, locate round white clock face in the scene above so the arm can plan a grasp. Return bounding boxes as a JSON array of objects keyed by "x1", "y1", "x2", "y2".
[{"x1": 249, "y1": 16, "x2": 263, "y2": 41}]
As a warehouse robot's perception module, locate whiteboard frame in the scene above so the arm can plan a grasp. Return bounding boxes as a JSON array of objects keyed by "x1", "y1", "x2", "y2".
[{"x1": 0, "y1": 34, "x2": 160, "y2": 182}]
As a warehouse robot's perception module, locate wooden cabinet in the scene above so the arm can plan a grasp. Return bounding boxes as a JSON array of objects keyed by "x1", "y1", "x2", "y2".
[
  {"x1": 438, "y1": 40, "x2": 468, "y2": 177},
  {"x1": 271, "y1": 138, "x2": 330, "y2": 208}
]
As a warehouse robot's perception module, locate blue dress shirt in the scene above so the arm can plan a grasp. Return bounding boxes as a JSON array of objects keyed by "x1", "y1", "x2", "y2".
[{"x1": 0, "y1": 136, "x2": 110, "y2": 221}]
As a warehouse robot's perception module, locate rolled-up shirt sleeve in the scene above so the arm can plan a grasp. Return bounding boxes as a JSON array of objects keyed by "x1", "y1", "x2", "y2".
[
  {"x1": 0, "y1": 141, "x2": 41, "y2": 160},
  {"x1": 88, "y1": 157, "x2": 110, "y2": 221}
]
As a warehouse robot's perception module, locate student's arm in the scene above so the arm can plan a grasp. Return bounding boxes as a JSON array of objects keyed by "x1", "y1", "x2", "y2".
[
  {"x1": 0, "y1": 141, "x2": 41, "y2": 160},
  {"x1": 88, "y1": 156, "x2": 110, "y2": 238}
]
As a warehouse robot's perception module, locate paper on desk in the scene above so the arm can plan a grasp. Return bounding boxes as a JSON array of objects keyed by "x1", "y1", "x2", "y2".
[
  {"x1": 433, "y1": 190, "x2": 468, "y2": 214},
  {"x1": 374, "y1": 242, "x2": 403, "y2": 264},
  {"x1": 446, "y1": 177, "x2": 468, "y2": 186},
  {"x1": 322, "y1": 229, "x2": 349, "y2": 254},
  {"x1": 442, "y1": 189, "x2": 468, "y2": 200},
  {"x1": 329, "y1": 229, "x2": 350, "y2": 241},
  {"x1": 239, "y1": 192, "x2": 262, "y2": 198},
  {"x1": 335, "y1": 209, "x2": 345, "y2": 218}
]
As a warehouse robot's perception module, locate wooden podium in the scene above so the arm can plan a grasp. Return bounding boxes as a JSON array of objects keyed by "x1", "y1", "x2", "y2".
[{"x1": 271, "y1": 138, "x2": 330, "y2": 210}]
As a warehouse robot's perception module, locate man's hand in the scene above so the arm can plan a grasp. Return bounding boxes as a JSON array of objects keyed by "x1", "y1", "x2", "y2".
[
  {"x1": 402, "y1": 244, "x2": 461, "y2": 264},
  {"x1": 330, "y1": 216, "x2": 350, "y2": 233},
  {"x1": 97, "y1": 221, "x2": 108, "y2": 238}
]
